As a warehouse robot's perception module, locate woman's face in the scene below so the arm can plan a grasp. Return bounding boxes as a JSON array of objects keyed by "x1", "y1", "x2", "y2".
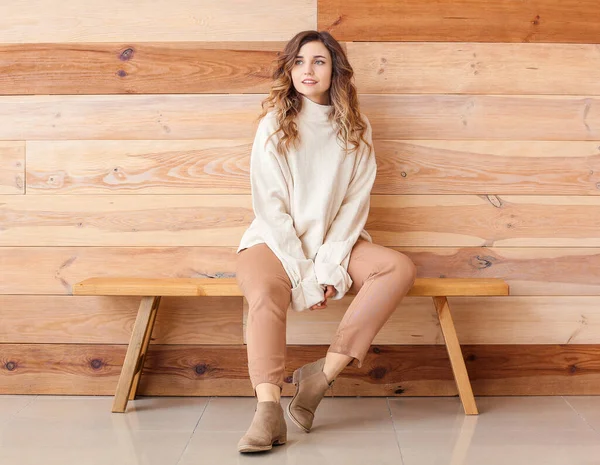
[{"x1": 291, "y1": 40, "x2": 333, "y2": 105}]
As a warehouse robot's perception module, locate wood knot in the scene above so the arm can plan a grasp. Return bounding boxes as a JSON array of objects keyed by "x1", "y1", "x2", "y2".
[
  {"x1": 117, "y1": 70, "x2": 127, "y2": 77},
  {"x1": 5, "y1": 361, "x2": 16, "y2": 371},
  {"x1": 569, "y1": 364, "x2": 577, "y2": 373},
  {"x1": 195, "y1": 364, "x2": 207, "y2": 375},
  {"x1": 373, "y1": 347, "x2": 381, "y2": 354},
  {"x1": 395, "y1": 387, "x2": 405, "y2": 394},
  {"x1": 466, "y1": 354, "x2": 476, "y2": 362},
  {"x1": 331, "y1": 15, "x2": 345, "y2": 27},
  {"x1": 368, "y1": 366, "x2": 387, "y2": 379},
  {"x1": 119, "y1": 48, "x2": 134, "y2": 61},
  {"x1": 284, "y1": 376, "x2": 293, "y2": 384},
  {"x1": 90, "y1": 359, "x2": 103, "y2": 370}
]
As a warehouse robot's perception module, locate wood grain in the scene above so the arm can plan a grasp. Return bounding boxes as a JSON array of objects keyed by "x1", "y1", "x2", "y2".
[
  {"x1": 25, "y1": 140, "x2": 600, "y2": 195},
  {"x1": 348, "y1": 42, "x2": 600, "y2": 95},
  {"x1": 2, "y1": 42, "x2": 599, "y2": 95},
  {"x1": 0, "y1": 295, "x2": 242, "y2": 344},
  {"x1": 0, "y1": 1, "x2": 316, "y2": 43},
  {"x1": 2, "y1": 246, "x2": 599, "y2": 296},
  {"x1": 1, "y1": 344, "x2": 598, "y2": 396},
  {"x1": 0, "y1": 42, "x2": 283, "y2": 95},
  {"x1": 0, "y1": 142, "x2": 24, "y2": 194},
  {"x1": 1, "y1": 95, "x2": 599, "y2": 140},
  {"x1": 72, "y1": 277, "x2": 508, "y2": 297},
  {"x1": 1, "y1": 294, "x2": 598, "y2": 345},
  {"x1": 318, "y1": 0, "x2": 600, "y2": 43},
  {"x1": 2, "y1": 194, "x2": 600, "y2": 247}
]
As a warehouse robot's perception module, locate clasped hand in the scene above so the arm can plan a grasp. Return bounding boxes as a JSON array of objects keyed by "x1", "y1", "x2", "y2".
[{"x1": 309, "y1": 285, "x2": 337, "y2": 310}]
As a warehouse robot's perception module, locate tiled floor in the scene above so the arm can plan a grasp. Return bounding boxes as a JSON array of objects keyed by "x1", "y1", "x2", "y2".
[{"x1": 0, "y1": 395, "x2": 599, "y2": 464}]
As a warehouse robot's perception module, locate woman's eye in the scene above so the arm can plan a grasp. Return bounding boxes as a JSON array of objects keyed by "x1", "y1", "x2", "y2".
[{"x1": 295, "y1": 59, "x2": 325, "y2": 65}]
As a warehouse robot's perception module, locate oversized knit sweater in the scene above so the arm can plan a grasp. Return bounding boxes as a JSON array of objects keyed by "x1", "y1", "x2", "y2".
[{"x1": 236, "y1": 94, "x2": 377, "y2": 312}]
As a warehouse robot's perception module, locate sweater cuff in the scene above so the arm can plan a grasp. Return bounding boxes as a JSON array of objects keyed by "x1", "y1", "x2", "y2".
[
  {"x1": 291, "y1": 277, "x2": 325, "y2": 312},
  {"x1": 314, "y1": 262, "x2": 353, "y2": 300}
]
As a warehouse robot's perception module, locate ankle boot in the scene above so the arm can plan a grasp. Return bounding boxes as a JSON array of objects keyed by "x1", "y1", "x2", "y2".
[
  {"x1": 237, "y1": 401, "x2": 287, "y2": 453},
  {"x1": 286, "y1": 357, "x2": 334, "y2": 433}
]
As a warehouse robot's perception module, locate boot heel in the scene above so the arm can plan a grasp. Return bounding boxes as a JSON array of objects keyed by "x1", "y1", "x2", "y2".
[
  {"x1": 274, "y1": 434, "x2": 287, "y2": 445},
  {"x1": 292, "y1": 369, "x2": 300, "y2": 385}
]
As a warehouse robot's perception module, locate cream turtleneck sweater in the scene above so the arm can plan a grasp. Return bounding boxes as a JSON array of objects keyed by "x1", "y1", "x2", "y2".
[{"x1": 237, "y1": 94, "x2": 377, "y2": 312}]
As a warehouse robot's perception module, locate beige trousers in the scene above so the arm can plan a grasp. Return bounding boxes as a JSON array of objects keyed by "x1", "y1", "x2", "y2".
[{"x1": 235, "y1": 239, "x2": 417, "y2": 391}]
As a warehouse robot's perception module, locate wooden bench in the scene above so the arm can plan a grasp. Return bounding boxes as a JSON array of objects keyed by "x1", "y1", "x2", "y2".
[{"x1": 73, "y1": 277, "x2": 509, "y2": 415}]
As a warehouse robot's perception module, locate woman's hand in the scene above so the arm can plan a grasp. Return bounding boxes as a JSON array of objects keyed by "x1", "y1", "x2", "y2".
[{"x1": 309, "y1": 285, "x2": 337, "y2": 310}]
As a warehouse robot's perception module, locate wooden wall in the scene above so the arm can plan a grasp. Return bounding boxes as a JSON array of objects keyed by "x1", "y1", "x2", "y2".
[{"x1": 1, "y1": 0, "x2": 600, "y2": 397}]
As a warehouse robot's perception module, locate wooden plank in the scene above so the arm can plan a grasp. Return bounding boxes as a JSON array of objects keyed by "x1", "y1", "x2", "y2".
[
  {"x1": 368, "y1": 140, "x2": 600, "y2": 196},
  {"x1": 2, "y1": 42, "x2": 598, "y2": 96},
  {"x1": 72, "y1": 277, "x2": 241, "y2": 297},
  {"x1": 0, "y1": 142, "x2": 25, "y2": 194},
  {"x1": 0, "y1": 295, "x2": 243, "y2": 345},
  {"x1": 0, "y1": 1, "x2": 316, "y2": 43},
  {"x1": 2, "y1": 94, "x2": 600, "y2": 141},
  {"x1": 3, "y1": 194, "x2": 600, "y2": 247},
  {"x1": 0, "y1": 95, "x2": 263, "y2": 141},
  {"x1": 1, "y1": 344, "x2": 599, "y2": 396},
  {"x1": 348, "y1": 43, "x2": 600, "y2": 96},
  {"x1": 74, "y1": 278, "x2": 202, "y2": 297},
  {"x1": 72, "y1": 277, "x2": 508, "y2": 297},
  {"x1": 3, "y1": 294, "x2": 599, "y2": 345},
  {"x1": 361, "y1": 95, "x2": 600, "y2": 140},
  {"x1": 0, "y1": 42, "x2": 283, "y2": 95},
  {"x1": 26, "y1": 140, "x2": 253, "y2": 195},
  {"x1": 318, "y1": 0, "x2": 600, "y2": 43},
  {"x1": 2, "y1": 246, "x2": 600, "y2": 296},
  {"x1": 26, "y1": 140, "x2": 600, "y2": 196}
]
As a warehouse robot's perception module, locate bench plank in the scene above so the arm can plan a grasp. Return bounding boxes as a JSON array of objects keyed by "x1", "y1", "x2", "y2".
[{"x1": 73, "y1": 277, "x2": 509, "y2": 297}]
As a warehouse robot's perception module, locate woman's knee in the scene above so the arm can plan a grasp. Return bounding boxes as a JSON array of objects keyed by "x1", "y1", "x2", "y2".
[
  {"x1": 244, "y1": 279, "x2": 291, "y2": 313},
  {"x1": 381, "y1": 251, "x2": 417, "y2": 285}
]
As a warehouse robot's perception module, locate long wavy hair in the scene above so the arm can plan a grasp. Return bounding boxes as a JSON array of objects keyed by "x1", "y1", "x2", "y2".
[{"x1": 256, "y1": 30, "x2": 373, "y2": 158}]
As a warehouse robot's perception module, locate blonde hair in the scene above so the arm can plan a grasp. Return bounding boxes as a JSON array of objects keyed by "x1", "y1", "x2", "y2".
[{"x1": 256, "y1": 30, "x2": 373, "y2": 158}]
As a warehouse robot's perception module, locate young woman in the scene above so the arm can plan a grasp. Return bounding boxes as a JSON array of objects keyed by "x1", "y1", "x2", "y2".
[{"x1": 235, "y1": 30, "x2": 417, "y2": 453}]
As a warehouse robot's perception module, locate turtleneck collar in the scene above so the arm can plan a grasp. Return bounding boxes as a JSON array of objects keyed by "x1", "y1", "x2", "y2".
[{"x1": 298, "y1": 94, "x2": 333, "y2": 123}]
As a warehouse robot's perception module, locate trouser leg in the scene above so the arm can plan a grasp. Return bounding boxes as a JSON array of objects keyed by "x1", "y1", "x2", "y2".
[
  {"x1": 236, "y1": 243, "x2": 292, "y2": 392},
  {"x1": 328, "y1": 239, "x2": 417, "y2": 368}
]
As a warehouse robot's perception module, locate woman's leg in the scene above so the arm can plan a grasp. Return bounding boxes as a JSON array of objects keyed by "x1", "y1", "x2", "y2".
[
  {"x1": 287, "y1": 239, "x2": 417, "y2": 433},
  {"x1": 325, "y1": 239, "x2": 417, "y2": 378},
  {"x1": 236, "y1": 243, "x2": 292, "y2": 402}
]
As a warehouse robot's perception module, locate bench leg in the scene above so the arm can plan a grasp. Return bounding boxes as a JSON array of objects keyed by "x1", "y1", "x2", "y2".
[
  {"x1": 112, "y1": 296, "x2": 160, "y2": 413},
  {"x1": 129, "y1": 296, "x2": 161, "y2": 401},
  {"x1": 432, "y1": 296, "x2": 479, "y2": 415}
]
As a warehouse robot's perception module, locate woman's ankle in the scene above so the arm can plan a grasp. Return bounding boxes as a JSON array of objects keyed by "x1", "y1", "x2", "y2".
[
  {"x1": 323, "y1": 352, "x2": 353, "y2": 384},
  {"x1": 255, "y1": 382, "x2": 281, "y2": 403}
]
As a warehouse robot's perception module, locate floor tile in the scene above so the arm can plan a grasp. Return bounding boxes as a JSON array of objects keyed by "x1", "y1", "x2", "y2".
[
  {"x1": 389, "y1": 396, "x2": 593, "y2": 432},
  {"x1": 0, "y1": 429, "x2": 190, "y2": 465},
  {"x1": 197, "y1": 396, "x2": 394, "y2": 433},
  {"x1": 563, "y1": 396, "x2": 600, "y2": 432},
  {"x1": 8, "y1": 395, "x2": 208, "y2": 432},
  {"x1": 397, "y1": 427, "x2": 600, "y2": 465},
  {"x1": 179, "y1": 431, "x2": 403, "y2": 465},
  {"x1": 0, "y1": 396, "x2": 37, "y2": 427}
]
